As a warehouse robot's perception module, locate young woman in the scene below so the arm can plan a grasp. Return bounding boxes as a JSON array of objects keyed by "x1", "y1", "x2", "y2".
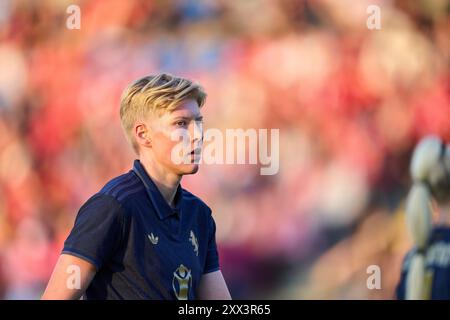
[{"x1": 42, "y1": 73, "x2": 231, "y2": 300}]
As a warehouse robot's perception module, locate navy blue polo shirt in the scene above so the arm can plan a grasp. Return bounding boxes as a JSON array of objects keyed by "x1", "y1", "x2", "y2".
[
  {"x1": 62, "y1": 160, "x2": 220, "y2": 300},
  {"x1": 396, "y1": 227, "x2": 450, "y2": 300}
]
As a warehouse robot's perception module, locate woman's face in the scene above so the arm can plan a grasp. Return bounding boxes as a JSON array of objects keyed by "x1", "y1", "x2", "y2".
[{"x1": 147, "y1": 98, "x2": 204, "y2": 176}]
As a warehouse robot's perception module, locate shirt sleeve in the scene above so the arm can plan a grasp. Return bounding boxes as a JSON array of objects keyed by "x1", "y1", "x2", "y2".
[
  {"x1": 396, "y1": 250, "x2": 414, "y2": 300},
  {"x1": 62, "y1": 193, "x2": 126, "y2": 270},
  {"x1": 395, "y1": 268, "x2": 407, "y2": 300},
  {"x1": 203, "y1": 212, "x2": 221, "y2": 274}
]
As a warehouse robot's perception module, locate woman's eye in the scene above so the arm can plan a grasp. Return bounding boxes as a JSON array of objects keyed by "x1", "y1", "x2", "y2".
[{"x1": 176, "y1": 120, "x2": 187, "y2": 127}]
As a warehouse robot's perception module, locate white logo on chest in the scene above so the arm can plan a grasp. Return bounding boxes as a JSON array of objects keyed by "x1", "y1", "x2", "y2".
[
  {"x1": 148, "y1": 233, "x2": 159, "y2": 245},
  {"x1": 189, "y1": 230, "x2": 199, "y2": 256}
]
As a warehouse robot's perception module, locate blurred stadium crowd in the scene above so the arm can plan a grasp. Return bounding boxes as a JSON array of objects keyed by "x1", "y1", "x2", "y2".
[{"x1": 0, "y1": 0, "x2": 449, "y2": 299}]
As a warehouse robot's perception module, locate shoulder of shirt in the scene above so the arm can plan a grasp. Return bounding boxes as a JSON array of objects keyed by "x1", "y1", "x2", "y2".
[
  {"x1": 430, "y1": 226, "x2": 450, "y2": 242},
  {"x1": 181, "y1": 188, "x2": 212, "y2": 215},
  {"x1": 97, "y1": 170, "x2": 145, "y2": 204}
]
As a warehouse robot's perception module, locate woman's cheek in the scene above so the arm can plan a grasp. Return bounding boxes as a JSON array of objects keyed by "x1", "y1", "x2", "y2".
[
  {"x1": 154, "y1": 129, "x2": 189, "y2": 164},
  {"x1": 166, "y1": 135, "x2": 185, "y2": 164}
]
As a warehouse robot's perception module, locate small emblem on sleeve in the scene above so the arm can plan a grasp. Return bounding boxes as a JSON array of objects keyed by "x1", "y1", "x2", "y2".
[
  {"x1": 148, "y1": 233, "x2": 159, "y2": 245},
  {"x1": 189, "y1": 230, "x2": 199, "y2": 256}
]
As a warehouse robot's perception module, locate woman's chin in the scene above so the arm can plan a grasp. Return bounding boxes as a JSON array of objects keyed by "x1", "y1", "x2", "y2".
[{"x1": 178, "y1": 163, "x2": 199, "y2": 175}]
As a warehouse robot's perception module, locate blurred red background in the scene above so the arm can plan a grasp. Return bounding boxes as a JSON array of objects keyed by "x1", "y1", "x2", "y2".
[{"x1": 0, "y1": 0, "x2": 449, "y2": 299}]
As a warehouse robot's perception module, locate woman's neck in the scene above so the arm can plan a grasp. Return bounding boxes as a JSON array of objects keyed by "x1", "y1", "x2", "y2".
[
  {"x1": 437, "y1": 203, "x2": 450, "y2": 226},
  {"x1": 139, "y1": 154, "x2": 181, "y2": 208}
]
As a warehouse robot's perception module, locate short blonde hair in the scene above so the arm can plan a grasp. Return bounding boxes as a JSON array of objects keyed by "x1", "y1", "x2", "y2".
[{"x1": 120, "y1": 73, "x2": 207, "y2": 153}]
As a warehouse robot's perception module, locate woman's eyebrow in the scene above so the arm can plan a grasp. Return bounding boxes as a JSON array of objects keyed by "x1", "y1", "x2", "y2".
[{"x1": 172, "y1": 115, "x2": 203, "y2": 121}]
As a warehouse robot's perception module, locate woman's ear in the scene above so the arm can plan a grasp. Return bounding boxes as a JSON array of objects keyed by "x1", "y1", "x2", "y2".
[{"x1": 135, "y1": 123, "x2": 152, "y2": 148}]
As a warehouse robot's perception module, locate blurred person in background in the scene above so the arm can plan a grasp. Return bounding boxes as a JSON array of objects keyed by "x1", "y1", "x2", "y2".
[
  {"x1": 41, "y1": 73, "x2": 231, "y2": 300},
  {"x1": 397, "y1": 136, "x2": 450, "y2": 300}
]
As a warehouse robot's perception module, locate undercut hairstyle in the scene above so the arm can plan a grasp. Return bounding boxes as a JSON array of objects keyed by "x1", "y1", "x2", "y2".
[{"x1": 120, "y1": 73, "x2": 207, "y2": 153}]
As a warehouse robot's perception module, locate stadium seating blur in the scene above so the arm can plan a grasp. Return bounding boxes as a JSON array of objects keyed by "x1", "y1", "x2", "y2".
[{"x1": 0, "y1": 0, "x2": 448, "y2": 299}]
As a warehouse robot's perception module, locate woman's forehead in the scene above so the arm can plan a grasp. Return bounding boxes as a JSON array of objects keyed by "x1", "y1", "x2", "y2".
[{"x1": 169, "y1": 99, "x2": 201, "y2": 117}]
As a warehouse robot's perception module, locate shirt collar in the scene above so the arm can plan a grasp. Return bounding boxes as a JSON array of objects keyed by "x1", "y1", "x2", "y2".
[{"x1": 132, "y1": 159, "x2": 183, "y2": 220}]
